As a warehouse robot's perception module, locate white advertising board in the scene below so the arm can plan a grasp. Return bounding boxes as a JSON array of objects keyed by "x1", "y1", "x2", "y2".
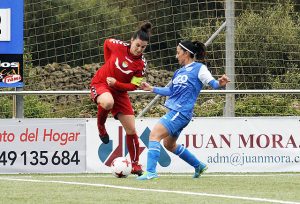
[
  {"x1": 86, "y1": 117, "x2": 300, "y2": 173},
  {"x1": 1, "y1": 118, "x2": 299, "y2": 173},
  {"x1": 0, "y1": 119, "x2": 86, "y2": 173}
]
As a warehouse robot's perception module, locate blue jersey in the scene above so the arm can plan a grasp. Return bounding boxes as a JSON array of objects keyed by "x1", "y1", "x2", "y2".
[{"x1": 153, "y1": 62, "x2": 217, "y2": 119}]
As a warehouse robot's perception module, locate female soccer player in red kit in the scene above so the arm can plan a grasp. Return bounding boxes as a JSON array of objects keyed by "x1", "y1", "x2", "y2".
[{"x1": 90, "y1": 22, "x2": 152, "y2": 176}]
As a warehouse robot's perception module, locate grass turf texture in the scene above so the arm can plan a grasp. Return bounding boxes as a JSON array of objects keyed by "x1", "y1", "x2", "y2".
[{"x1": 0, "y1": 173, "x2": 299, "y2": 204}]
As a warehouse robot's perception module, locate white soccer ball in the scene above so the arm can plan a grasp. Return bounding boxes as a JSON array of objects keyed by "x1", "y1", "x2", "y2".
[{"x1": 111, "y1": 157, "x2": 131, "y2": 178}]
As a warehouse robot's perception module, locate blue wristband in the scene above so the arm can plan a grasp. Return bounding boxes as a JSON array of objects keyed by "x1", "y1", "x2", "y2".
[{"x1": 208, "y1": 80, "x2": 220, "y2": 89}]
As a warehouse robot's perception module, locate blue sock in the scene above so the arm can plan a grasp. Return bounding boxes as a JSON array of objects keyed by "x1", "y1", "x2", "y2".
[
  {"x1": 147, "y1": 141, "x2": 161, "y2": 173},
  {"x1": 174, "y1": 144, "x2": 206, "y2": 169}
]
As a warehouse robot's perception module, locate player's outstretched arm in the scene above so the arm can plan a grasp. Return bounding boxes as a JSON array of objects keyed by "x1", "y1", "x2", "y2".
[
  {"x1": 140, "y1": 82, "x2": 153, "y2": 92},
  {"x1": 140, "y1": 81, "x2": 172, "y2": 96},
  {"x1": 106, "y1": 77, "x2": 136, "y2": 91},
  {"x1": 208, "y1": 74, "x2": 231, "y2": 89}
]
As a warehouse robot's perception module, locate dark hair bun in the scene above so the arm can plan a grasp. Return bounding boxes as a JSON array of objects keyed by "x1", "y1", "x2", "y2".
[
  {"x1": 140, "y1": 22, "x2": 152, "y2": 35},
  {"x1": 132, "y1": 21, "x2": 152, "y2": 41}
]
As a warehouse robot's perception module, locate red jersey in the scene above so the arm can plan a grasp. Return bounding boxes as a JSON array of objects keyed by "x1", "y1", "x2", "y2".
[{"x1": 91, "y1": 39, "x2": 147, "y2": 90}]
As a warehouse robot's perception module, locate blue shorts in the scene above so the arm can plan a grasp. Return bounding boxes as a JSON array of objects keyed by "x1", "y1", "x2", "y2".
[{"x1": 158, "y1": 110, "x2": 190, "y2": 137}]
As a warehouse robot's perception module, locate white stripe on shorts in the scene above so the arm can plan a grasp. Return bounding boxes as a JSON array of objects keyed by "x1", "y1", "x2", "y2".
[{"x1": 171, "y1": 112, "x2": 180, "y2": 121}]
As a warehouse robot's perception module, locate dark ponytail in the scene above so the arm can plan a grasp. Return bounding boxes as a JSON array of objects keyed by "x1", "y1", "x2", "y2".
[
  {"x1": 179, "y1": 40, "x2": 207, "y2": 62},
  {"x1": 132, "y1": 21, "x2": 152, "y2": 42},
  {"x1": 192, "y1": 41, "x2": 206, "y2": 62}
]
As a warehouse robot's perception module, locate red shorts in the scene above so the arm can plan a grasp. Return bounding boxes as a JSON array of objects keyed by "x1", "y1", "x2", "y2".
[{"x1": 90, "y1": 83, "x2": 134, "y2": 117}]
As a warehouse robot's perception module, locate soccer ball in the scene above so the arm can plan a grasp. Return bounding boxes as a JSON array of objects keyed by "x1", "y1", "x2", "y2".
[{"x1": 111, "y1": 157, "x2": 131, "y2": 178}]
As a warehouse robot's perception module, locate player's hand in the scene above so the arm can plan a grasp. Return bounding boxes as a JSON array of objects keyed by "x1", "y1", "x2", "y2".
[
  {"x1": 140, "y1": 82, "x2": 153, "y2": 92},
  {"x1": 218, "y1": 74, "x2": 231, "y2": 87},
  {"x1": 106, "y1": 77, "x2": 116, "y2": 87}
]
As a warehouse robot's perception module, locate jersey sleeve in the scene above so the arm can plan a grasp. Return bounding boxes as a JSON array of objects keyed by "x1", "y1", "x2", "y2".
[
  {"x1": 113, "y1": 81, "x2": 137, "y2": 91},
  {"x1": 198, "y1": 64, "x2": 215, "y2": 86},
  {"x1": 103, "y1": 39, "x2": 121, "y2": 62},
  {"x1": 153, "y1": 70, "x2": 175, "y2": 96},
  {"x1": 208, "y1": 80, "x2": 220, "y2": 89},
  {"x1": 153, "y1": 87, "x2": 172, "y2": 96}
]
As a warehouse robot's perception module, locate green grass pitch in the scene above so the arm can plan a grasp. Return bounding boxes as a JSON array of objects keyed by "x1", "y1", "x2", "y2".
[{"x1": 0, "y1": 173, "x2": 299, "y2": 204}]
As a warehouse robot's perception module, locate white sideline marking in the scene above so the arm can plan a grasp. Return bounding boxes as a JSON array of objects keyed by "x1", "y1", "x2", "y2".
[
  {"x1": 1, "y1": 173, "x2": 299, "y2": 180},
  {"x1": 39, "y1": 173, "x2": 300, "y2": 178},
  {"x1": 0, "y1": 177, "x2": 299, "y2": 204}
]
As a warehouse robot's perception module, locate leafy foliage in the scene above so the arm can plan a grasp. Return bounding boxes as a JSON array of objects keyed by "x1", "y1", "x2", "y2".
[
  {"x1": 235, "y1": 95, "x2": 300, "y2": 116},
  {"x1": 0, "y1": 95, "x2": 53, "y2": 118},
  {"x1": 0, "y1": 96, "x2": 13, "y2": 118},
  {"x1": 234, "y1": 2, "x2": 300, "y2": 89},
  {"x1": 271, "y1": 68, "x2": 300, "y2": 90},
  {"x1": 24, "y1": 96, "x2": 52, "y2": 118},
  {"x1": 25, "y1": 0, "x2": 137, "y2": 66}
]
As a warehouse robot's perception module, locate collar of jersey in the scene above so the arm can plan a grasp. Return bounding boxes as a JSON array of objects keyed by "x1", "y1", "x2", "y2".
[{"x1": 184, "y1": 61, "x2": 195, "y2": 69}]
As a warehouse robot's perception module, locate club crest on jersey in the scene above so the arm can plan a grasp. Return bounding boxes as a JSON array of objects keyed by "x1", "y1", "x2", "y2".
[
  {"x1": 115, "y1": 58, "x2": 133, "y2": 74},
  {"x1": 122, "y1": 61, "x2": 128, "y2": 68}
]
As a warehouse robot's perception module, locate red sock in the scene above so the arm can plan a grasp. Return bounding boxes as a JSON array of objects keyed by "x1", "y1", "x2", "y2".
[
  {"x1": 97, "y1": 105, "x2": 110, "y2": 134},
  {"x1": 126, "y1": 134, "x2": 140, "y2": 164}
]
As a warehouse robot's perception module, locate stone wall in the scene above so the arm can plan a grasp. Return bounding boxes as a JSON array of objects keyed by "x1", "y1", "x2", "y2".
[{"x1": 27, "y1": 63, "x2": 173, "y2": 91}]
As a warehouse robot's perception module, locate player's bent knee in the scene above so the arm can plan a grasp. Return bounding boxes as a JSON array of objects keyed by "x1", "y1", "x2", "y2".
[
  {"x1": 163, "y1": 143, "x2": 173, "y2": 152},
  {"x1": 97, "y1": 93, "x2": 114, "y2": 110},
  {"x1": 98, "y1": 100, "x2": 114, "y2": 110},
  {"x1": 103, "y1": 103, "x2": 114, "y2": 110},
  {"x1": 163, "y1": 141, "x2": 176, "y2": 152}
]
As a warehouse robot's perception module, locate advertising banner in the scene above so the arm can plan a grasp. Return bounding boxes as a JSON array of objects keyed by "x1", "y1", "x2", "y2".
[
  {"x1": 0, "y1": 119, "x2": 86, "y2": 173},
  {"x1": 86, "y1": 117, "x2": 300, "y2": 173},
  {"x1": 0, "y1": 54, "x2": 23, "y2": 87},
  {"x1": 0, "y1": 1, "x2": 24, "y2": 87},
  {"x1": 1, "y1": 118, "x2": 298, "y2": 173}
]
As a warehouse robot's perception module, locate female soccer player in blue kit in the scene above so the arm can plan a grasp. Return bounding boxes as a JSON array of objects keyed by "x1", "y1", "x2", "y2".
[{"x1": 137, "y1": 40, "x2": 230, "y2": 180}]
